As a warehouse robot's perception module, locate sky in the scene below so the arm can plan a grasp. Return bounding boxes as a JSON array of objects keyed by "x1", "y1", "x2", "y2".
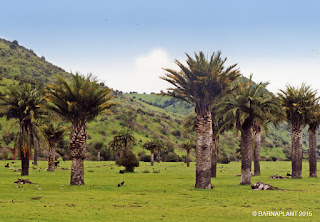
[{"x1": 0, "y1": 0, "x2": 319, "y2": 93}]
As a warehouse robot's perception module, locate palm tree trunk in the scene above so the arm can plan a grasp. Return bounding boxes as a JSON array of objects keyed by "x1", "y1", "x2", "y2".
[
  {"x1": 187, "y1": 150, "x2": 190, "y2": 167},
  {"x1": 195, "y1": 110, "x2": 212, "y2": 189},
  {"x1": 309, "y1": 127, "x2": 317, "y2": 178},
  {"x1": 21, "y1": 149, "x2": 29, "y2": 176},
  {"x1": 240, "y1": 127, "x2": 252, "y2": 185},
  {"x1": 253, "y1": 125, "x2": 261, "y2": 176},
  {"x1": 211, "y1": 138, "x2": 217, "y2": 178},
  {"x1": 151, "y1": 151, "x2": 154, "y2": 166},
  {"x1": 33, "y1": 136, "x2": 38, "y2": 166},
  {"x1": 70, "y1": 121, "x2": 87, "y2": 185},
  {"x1": 292, "y1": 122, "x2": 303, "y2": 179},
  {"x1": 48, "y1": 141, "x2": 55, "y2": 172},
  {"x1": 157, "y1": 150, "x2": 160, "y2": 163},
  {"x1": 97, "y1": 151, "x2": 101, "y2": 161}
]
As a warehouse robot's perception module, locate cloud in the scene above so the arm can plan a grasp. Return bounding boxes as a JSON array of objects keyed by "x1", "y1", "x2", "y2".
[{"x1": 131, "y1": 49, "x2": 176, "y2": 93}]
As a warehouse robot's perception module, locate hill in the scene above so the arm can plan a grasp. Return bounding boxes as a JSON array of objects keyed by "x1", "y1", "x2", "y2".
[{"x1": 0, "y1": 38, "x2": 70, "y2": 85}]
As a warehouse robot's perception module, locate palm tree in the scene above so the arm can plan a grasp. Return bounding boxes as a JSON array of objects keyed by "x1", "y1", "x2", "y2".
[
  {"x1": 0, "y1": 84, "x2": 46, "y2": 175},
  {"x1": 278, "y1": 83, "x2": 318, "y2": 179},
  {"x1": 143, "y1": 139, "x2": 162, "y2": 166},
  {"x1": 217, "y1": 76, "x2": 284, "y2": 184},
  {"x1": 112, "y1": 129, "x2": 136, "y2": 151},
  {"x1": 181, "y1": 141, "x2": 196, "y2": 167},
  {"x1": 306, "y1": 101, "x2": 320, "y2": 178},
  {"x1": 43, "y1": 123, "x2": 67, "y2": 172},
  {"x1": 109, "y1": 138, "x2": 122, "y2": 161},
  {"x1": 155, "y1": 140, "x2": 164, "y2": 163},
  {"x1": 252, "y1": 99, "x2": 285, "y2": 176},
  {"x1": 161, "y1": 51, "x2": 240, "y2": 189},
  {"x1": 46, "y1": 73, "x2": 114, "y2": 185},
  {"x1": 93, "y1": 142, "x2": 104, "y2": 161}
]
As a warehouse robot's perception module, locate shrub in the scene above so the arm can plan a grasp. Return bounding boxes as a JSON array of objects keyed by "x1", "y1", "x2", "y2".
[
  {"x1": 140, "y1": 155, "x2": 151, "y2": 162},
  {"x1": 116, "y1": 150, "x2": 139, "y2": 172}
]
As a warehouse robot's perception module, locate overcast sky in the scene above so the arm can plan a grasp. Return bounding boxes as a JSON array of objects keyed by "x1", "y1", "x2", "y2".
[{"x1": 0, "y1": 0, "x2": 319, "y2": 93}]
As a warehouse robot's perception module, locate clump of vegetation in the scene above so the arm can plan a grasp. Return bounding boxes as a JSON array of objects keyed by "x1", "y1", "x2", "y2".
[{"x1": 116, "y1": 149, "x2": 139, "y2": 172}]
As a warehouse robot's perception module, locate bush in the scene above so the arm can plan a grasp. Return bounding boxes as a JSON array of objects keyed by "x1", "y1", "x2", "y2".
[
  {"x1": 163, "y1": 152, "x2": 180, "y2": 162},
  {"x1": 140, "y1": 155, "x2": 151, "y2": 162},
  {"x1": 116, "y1": 150, "x2": 139, "y2": 172}
]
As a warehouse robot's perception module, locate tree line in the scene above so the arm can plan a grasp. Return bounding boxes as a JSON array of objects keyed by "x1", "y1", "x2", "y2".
[{"x1": 1, "y1": 50, "x2": 319, "y2": 189}]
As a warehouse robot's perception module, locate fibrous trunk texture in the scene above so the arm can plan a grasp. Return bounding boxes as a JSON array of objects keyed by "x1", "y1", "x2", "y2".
[
  {"x1": 253, "y1": 125, "x2": 261, "y2": 176},
  {"x1": 195, "y1": 110, "x2": 212, "y2": 189},
  {"x1": 240, "y1": 127, "x2": 252, "y2": 185},
  {"x1": 70, "y1": 121, "x2": 87, "y2": 185},
  {"x1": 151, "y1": 151, "x2": 154, "y2": 166},
  {"x1": 211, "y1": 138, "x2": 217, "y2": 178},
  {"x1": 309, "y1": 127, "x2": 317, "y2": 178},
  {"x1": 291, "y1": 123, "x2": 303, "y2": 179},
  {"x1": 97, "y1": 151, "x2": 101, "y2": 161},
  {"x1": 187, "y1": 150, "x2": 190, "y2": 167},
  {"x1": 21, "y1": 149, "x2": 29, "y2": 176},
  {"x1": 48, "y1": 141, "x2": 55, "y2": 172}
]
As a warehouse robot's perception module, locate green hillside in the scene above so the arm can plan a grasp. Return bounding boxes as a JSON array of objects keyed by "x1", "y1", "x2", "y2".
[
  {"x1": 0, "y1": 38, "x2": 70, "y2": 84},
  {"x1": 125, "y1": 93, "x2": 194, "y2": 116}
]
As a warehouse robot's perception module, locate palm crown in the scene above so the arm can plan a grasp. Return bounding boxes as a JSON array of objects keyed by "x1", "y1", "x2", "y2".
[
  {"x1": 46, "y1": 73, "x2": 114, "y2": 123},
  {"x1": 278, "y1": 83, "x2": 319, "y2": 126},
  {"x1": 161, "y1": 51, "x2": 240, "y2": 114}
]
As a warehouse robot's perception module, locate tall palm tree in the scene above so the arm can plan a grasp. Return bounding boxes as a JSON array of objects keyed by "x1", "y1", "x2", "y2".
[
  {"x1": 0, "y1": 84, "x2": 46, "y2": 175},
  {"x1": 143, "y1": 139, "x2": 162, "y2": 166},
  {"x1": 161, "y1": 51, "x2": 240, "y2": 189},
  {"x1": 252, "y1": 98, "x2": 285, "y2": 176},
  {"x1": 217, "y1": 76, "x2": 284, "y2": 184},
  {"x1": 42, "y1": 123, "x2": 67, "y2": 171},
  {"x1": 46, "y1": 73, "x2": 114, "y2": 185},
  {"x1": 278, "y1": 83, "x2": 318, "y2": 179},
  {"x1": 181, "y1": 141, "x2": 196, "y2": 167},
  {"x1": 306, "y1": 101, "x2": 320, "y2": 178}
]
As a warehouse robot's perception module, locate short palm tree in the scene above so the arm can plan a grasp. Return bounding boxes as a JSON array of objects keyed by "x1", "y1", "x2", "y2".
[
  {"x1": 143, "y1": 139, "x2": 162, "y2": 166},
  {"x1": 46, "y1": 73, "x2": 114, "y2": 185},
  {"x1": 43, "y1": 123, "x2": 67, "y2": 172},
  {"x1": 109, "y1": 129, "x2": 136, "y2": 161},
  {"x1": 278, "y1": 83, "x2": 318, "y2": 179},
  {"x1": 161, "y1": 51, "x2": 240, "y2": 189},
  {"x1": 156, "y1": 140, "x2": 165, "y2": 163},
  {"x1": 181, "y1": 141, "x2": 196, "y2": 167},
  {"x1": 109, "y1": 139, "x2": 122, "y2": 161},
  {"x1": 112, "y1": 129, "x2": 136, "y2": 151},
  {"x1": 217, "y1": 76, "x2": 284, "y2": 184},
  {"x1": 0, "y1": 84, "x2": 46, "y2": 175}
]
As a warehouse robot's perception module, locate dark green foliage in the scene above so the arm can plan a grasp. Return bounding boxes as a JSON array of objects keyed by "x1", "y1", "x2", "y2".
[{"x1": 116, "y1": 149, "x2": 139, "y2": 172}]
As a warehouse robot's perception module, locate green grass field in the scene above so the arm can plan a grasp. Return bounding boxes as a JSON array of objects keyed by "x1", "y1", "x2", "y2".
[{"x1": 0, "y1": 160, "x2": 319, "y2": 221}]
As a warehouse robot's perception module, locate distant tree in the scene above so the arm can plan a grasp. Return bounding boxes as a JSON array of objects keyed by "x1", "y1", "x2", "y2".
[
  {"x1": 43, "y1": 123, "x2": 67, "y2": 171},
  {"x1": 143, "y1": 139, "x2": 162, "y2": 166},
  {"x1": 181, "y1": 141, "x2": 196, "y2": 167},
  {"x1": 46, "y1": 73, "x2": 115, "y2": 185}
]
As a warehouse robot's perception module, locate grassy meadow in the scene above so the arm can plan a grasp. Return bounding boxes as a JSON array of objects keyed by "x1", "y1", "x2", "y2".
[{"x1": 1, "y1": 160, "x2": 319, "y2": 221}]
